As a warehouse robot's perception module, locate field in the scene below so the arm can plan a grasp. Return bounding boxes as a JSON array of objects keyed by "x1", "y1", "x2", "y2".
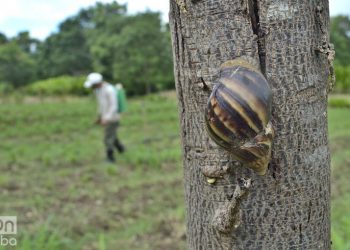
[{"x1": 0, "y1": 92, "x2": 349, "y2": 249}]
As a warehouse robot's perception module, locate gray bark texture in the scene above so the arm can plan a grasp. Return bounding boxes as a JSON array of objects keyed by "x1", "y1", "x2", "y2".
[{"x1": 169, "y1": 0, "x2": 331, "y2": 249}]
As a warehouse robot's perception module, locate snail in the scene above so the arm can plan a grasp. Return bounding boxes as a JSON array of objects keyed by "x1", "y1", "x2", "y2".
[{"x1": 205, "y1": 59, "x2": 274, "y2": 175}]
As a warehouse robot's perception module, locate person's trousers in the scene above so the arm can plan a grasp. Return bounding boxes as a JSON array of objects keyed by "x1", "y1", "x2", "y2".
[{"x1": 104, "y1": 121, "x2": 121, "y2": 152}]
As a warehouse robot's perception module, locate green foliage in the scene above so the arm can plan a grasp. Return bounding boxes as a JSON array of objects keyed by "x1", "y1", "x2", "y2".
[
  {"x1": 328, "y1": 97, "x2": 350, "y2": 108},
  {"x1": 0, "y1": 82, "x2": 14, "y2": 95},
  {"x1": 329, "y1": 16, "x2": 350, "y2": 94},
  {"x1": 0, "y1": 2, "x2": 174, "y2": 95},
  {"x1": 36, "y1": 17, "x2": 92, "y2": 78},
  {"x1": 0, "y1": 32, "x2": 8, "y2": 44},
  {"x1": 83, "y1": 2, "x2": 128, "y2": 79},
  {"x1": 330, "y1": 15, "x2": 350, "y2": 66},
  {"x1": 84, "y1": 3, "x2": 174, "y2": 95},
  {"x1": 334, "y1": 64, "x2": 350, "y2": 93},
  {"x1": 109, "y1": 12, "x2": 174, "y2": 95},
  {"x1": 12, "y1": 31, "x2": 39, "y2": 54},
  {"x1": 0, "y1": 42, "x2": 36, "y2": 87},
  {"x1": 24, "y1": 75, "x2": 88, "y2": 96}
]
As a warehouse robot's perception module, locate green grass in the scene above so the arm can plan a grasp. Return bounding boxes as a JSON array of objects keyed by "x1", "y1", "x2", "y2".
[
  {"x1": 0, "y1": 92, "x2": 185, "y2": 250},
  {"x1": 0, "y1": 92, "x2": 349, "y2": 249},
  {"x1": 329, "y1": 107, "x2": 350, "y2": 250},
  {"x1": 329, "y1": 94, "x2": 350, "y2": 108}
]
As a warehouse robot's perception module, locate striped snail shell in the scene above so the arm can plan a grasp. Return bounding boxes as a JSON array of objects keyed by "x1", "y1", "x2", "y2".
[{"x1": 205, "y1": 59, "x2": 274, "y2": 175}]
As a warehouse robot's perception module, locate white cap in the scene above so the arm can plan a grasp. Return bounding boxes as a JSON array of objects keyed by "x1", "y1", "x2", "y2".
[{"x1": 84, "y1": 73, "x2": 103, "y2": 88}]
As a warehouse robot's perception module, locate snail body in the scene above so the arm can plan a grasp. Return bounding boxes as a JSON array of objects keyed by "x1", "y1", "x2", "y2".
[{"x1": 205, "y1": 59, "x2": 274, "y2": 175}]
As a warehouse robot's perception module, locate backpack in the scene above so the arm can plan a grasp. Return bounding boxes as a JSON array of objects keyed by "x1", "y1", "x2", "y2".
[{"x1": 115, "y1": 85, "x2": 127, "y2": 113}]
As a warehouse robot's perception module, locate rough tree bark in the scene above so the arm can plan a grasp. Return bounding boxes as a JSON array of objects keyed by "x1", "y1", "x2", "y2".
[{"x1": 169, "y1": 0, "x2": 331, "y2": 249}]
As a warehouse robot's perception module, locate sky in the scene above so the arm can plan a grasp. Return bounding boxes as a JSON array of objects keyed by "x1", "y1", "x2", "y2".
[{"x1": 0, "y1": 0, "x2": 348, "y2": 40}]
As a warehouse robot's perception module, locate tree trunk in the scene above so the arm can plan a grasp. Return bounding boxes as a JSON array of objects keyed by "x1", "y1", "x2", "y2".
[{"x1": 169, "y1": 0, "x2": 331, "y2": 249}]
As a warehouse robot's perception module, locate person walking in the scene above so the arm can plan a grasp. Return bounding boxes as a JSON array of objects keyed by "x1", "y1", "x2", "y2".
[{"x1": 84, "y1": 72, "x2": 125, "y2": 163}]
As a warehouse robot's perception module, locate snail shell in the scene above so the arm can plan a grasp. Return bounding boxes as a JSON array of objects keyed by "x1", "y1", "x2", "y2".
[{"x1": 205, "y1": 59, "x2": 274, "y2": 175}]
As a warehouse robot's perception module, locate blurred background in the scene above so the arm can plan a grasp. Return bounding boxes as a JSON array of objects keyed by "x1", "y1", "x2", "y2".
[{"x1": 0, "y1": 0, "x2": 349, "y2": 249}]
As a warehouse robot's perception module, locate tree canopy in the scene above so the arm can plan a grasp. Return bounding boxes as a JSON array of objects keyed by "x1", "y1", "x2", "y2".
[
  {"x1": 0, "y1": 42, "x2": 36, "y2": 87},
  {"x1": 0, "y1": 2, "x2": 174, "y2": 95},
  {"x1": 330, "y1": 15, "x2": 350, "y2": 66}
]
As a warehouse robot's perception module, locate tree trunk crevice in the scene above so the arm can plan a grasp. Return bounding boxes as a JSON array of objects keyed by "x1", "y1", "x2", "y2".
[{"x1": 248, "y1": 0, "x2": 266, "y2": 74}]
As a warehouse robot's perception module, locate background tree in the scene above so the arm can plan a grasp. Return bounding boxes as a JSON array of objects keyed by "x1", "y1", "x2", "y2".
[
  {"x1": 12, "y1": 31, "x2": 39, "y2": 54},
  {"x1": 0, "y1": 42, "x2": 36, "y2": 87},
  {"x1": 330, "y1": 15, "x2": 350, "y2": 93},
  {"x1": 170, "y1": 0, "x2": 331, "y2": 249},
  {"x1": 330, "y1": 15, "x2": 350, "y2": 66},
  {"x1": 84, "y1": 2, "x2": 173, "y2": 95},
  {"x1": 84, "y1": 2, "x2": 128, "y2": 80},
  {"x1": 0, "y1": 32, "x2": 7, "y2": 45},
  {"x1": 0, "y1": 1, "x2": 174, "y2": 95},
  {"x1": 36, "y1": 17, "x2": 92, "y2": 78},
  {"x1": 111, "y1": 12, "x2": 174, "y2": 95}
]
